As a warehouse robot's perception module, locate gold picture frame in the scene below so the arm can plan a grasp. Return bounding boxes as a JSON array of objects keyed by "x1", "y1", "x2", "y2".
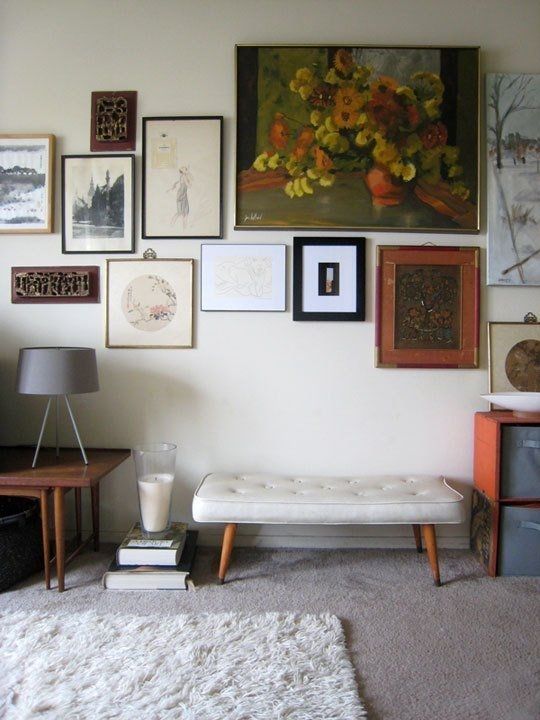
[{"x1": 106, "y1": 258, "x2": 194, "y2": 349}]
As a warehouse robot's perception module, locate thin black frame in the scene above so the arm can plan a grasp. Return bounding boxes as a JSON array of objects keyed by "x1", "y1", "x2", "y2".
[
  {"x1": 61, "y1": 154, "x2": 135, "y2": 254},
  {"x1": 142, "y1": 116, "x2": 223, "y2": 239},
  {"x1": 293, "y1": 237, "x2": 366, "y2": 321}
]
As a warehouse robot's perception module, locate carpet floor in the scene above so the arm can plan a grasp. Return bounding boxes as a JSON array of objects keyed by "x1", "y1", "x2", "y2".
[{"x1": 0, "y1": 545, "x2": 538, "y2": 720}]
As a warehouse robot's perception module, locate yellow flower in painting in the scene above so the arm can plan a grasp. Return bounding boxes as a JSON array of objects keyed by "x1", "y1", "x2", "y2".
[
  {"x1": 333, "y1": 49, "x2": 355, "y2": 76},
  {"x1": 411, "y1": 71, "x2": 444, "y2": 98},
  {"x1": 267, "y1": 153, "x2": 281, "y2": 170},
  {"x1": 396, "y1": 85, "x2": 417, "y2": 103},
  {"x1": 423, "y1": 97, "x2": 442, "y2": 119},
  {"x1": 323, "y1": 132, "x2": 343, "y2": 152},
  {"x1": 253, "y1": 152, "x2": 268, "y2": 172},
  {"x1": 443, "y1": 146, "x2": 460, "y2": 165},
  {"x1": 401, "y1": 162, "x2": 417, "y2": 181},
  {"x1": 325, "y1": 116, "x2": 338, "y2": 132},
  {"x1": 307, "y1": 167, "x2": 321, "y2": 179},
  {"x1": 334, "y1": 85, "x2": 364, "y2": 112},
  {"x1": 310, "y1": 110, "x2": 323, "y2": 126},
  {"x1": 372, "y1": 135, "x2": 399, "y2": 165},
  {"x1": 447, "y1": 164, "x2": 463, "y2": 178},
  {"x1": 355, "y1": 128, "x2": 372, "y2": 147},
  {"x1": 315, "y1": 125, "x2": 328, "y2": 143},
  {"x1": 332, "y1": 107, "x2": 359, "y2": 129},
  {"x1": 352, "y1": 65, "x2": 372, "y2": 85},
  {"x1": 325, "y1": 68, "x2": 341, "y2": 85},
  {"x1": 319, "y1": 172, "x2": 335, "y2": 187},
  {"x1": 284, "y1": 180, "x2": 295, "y2": 198},
  {"x1": 285, "y1": 157, "x2": 298, "y2": 174},
  {"x1": 389, "y1": 159, "x2": 405, "y2": 178},
  {"x1": 290, "y1": 68, "x2": 317, "y2": 101},
  {"x1": 356, "y1": 112, "x2": 369, "y2": 127},
  {"x1": 451, "y1": 182, "x2": 470, "y2": 200},
  {"x1": 296, "y1": 67, "x2": 314, "y2": 83}
]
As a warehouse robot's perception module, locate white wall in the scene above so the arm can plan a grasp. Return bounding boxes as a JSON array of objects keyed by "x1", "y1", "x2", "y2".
[{"x1": 1, "y1": 0, "x2": 538, "y2": 547}]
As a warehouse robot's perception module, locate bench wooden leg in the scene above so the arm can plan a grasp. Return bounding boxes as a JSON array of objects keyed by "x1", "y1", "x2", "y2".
[
  {"x1": 40, "y1": 489, "x2": 51, "y2": 590},
  {"x1": 219, "y1": 523, "x2": 237, "y2": 584},
  {"x1": 422, "y1": 524, "x2": 441, "y2": 586},
  {"x1": 412, "y1": 524, "x2": 423, "y2": 553}
]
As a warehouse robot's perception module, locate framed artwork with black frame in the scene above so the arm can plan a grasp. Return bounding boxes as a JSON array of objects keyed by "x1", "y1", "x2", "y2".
[
  {"x1": 376, "y1": 245, "x2": 480, "y2": 368},
  {"x1": 142, "y1": 116, "x2": 223, "y2": 239},
  {"x1": 62, "y1": 154, "x2": 135, "y2": 254},
  {"x1": 293, "y1": 237, "x2": 365, "y2": 321}
]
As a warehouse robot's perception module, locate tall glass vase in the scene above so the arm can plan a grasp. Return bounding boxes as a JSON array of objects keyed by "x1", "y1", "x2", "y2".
[{"x1": 132, "y1": 443, "x2": 177, "y2": 537}]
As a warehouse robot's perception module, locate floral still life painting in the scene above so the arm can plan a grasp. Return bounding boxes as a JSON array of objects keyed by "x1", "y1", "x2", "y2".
[
  {"x1": 486, "y1": 74, "x2": 540, "y2": 285},
  {"x1": 0, "y1": 135, "x2": 54, "y2": 233},
  {"x1": 107, "y1": 259, "x2": 193, "y2": 348},
  {"x1": 236, "y1": 46, "x2": 479, "y2": 231}
]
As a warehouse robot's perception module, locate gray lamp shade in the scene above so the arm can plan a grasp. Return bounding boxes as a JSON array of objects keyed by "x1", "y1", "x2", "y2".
[{"x1": 16, "y1": 347, "x2": 99, "y2": 395}]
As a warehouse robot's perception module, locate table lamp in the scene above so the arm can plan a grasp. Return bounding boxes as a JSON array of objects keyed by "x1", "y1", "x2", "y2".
[{"x1": 16, "y1": 347, "x2": 99, "y2": 467}]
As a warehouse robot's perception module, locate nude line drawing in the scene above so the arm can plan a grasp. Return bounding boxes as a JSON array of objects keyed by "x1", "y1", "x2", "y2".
[{"x1": 214, "y1": 256, "x2": 272, "y2": 297}]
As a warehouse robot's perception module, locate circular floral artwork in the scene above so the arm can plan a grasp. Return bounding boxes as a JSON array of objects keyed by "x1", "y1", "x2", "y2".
[
  {"x1": 121, "y1": 274, "x2": 177, "y2": 332},
  {"x1": 505, "y1": 339, "x2": 540, "y2": 391}
]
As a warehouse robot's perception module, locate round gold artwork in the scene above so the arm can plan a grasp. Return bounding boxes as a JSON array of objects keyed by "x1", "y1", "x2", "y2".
[{"x1": 505, "y1": 340, "x2": 540, "y2": 391}]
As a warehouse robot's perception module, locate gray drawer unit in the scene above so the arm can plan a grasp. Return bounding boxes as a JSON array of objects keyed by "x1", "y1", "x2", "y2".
[
  {"x1": 498, "y1": 505, "x2": 540, "y2": 576},
  {"x1": 500, "y1": 426, "x2": 540, "y2": 498}
]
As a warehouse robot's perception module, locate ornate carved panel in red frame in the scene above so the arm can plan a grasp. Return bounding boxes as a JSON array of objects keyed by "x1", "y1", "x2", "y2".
[
  {"x1": 90, "y1": 91, "x2": 137, "y2": 152},
  {"x1": 11, "y1": 266, "x2": 100, "y2": 304}
]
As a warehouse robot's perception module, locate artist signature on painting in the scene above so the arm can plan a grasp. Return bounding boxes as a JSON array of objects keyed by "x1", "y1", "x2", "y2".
[{"x1": 243, "y1": 212, "x2": 263, "y2": 222}]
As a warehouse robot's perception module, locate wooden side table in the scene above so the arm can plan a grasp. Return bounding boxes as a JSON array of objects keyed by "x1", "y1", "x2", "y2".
[{"x1": 0, "y1": 447, "x2": 130, "y2": 591}]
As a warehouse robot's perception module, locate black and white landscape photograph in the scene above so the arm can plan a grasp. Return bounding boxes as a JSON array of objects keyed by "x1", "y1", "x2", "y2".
[{"x1": 62, "y1": 154, "x2": 134, "y2": 253}]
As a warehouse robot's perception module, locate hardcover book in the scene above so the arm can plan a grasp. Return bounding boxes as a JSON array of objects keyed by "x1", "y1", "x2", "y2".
[
  {"x1": 104, "y1": 530, "x2": 198, "y2": 590},
  {"x1": 116, "y1": 521, "x2": 188, "y2": 566}
]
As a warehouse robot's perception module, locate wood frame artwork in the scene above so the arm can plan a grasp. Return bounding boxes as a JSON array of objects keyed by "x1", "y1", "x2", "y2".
[
  {"x1": 293, "y1": 237, "x2": 365, "y2": 321},
  {"x1": 0, "y1": 134, "x2": 55, "y2": 234},
  {"x1": 90, "y1": 91, "x2": 137, "y2": 152},
  {"x1": 11, "y1": 266, "x2": 99, "y2": 304},
  {"x1": 487, "y1": 321, "x2": 540, "y2": 392},
  {"x1": 376, "y1": 245, "x2": 480, "y2": 368},
  {"x1": 235, "y1": 45, "x2": 479, "y2": 232},
  {"x1": 142, "y1": 116, "x2": 223, "y2": 239},
  {"x1": 106, "y1": 258, "x2": 194, "y2": 349}
]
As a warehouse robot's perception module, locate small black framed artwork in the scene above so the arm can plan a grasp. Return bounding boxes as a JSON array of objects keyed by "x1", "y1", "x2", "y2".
[
  {"x1": 62, "y1": 154, "x2": 135, "y2": 254},
  {"x1": 293, "y1": 237, "x2": 365, "y2": 321}
]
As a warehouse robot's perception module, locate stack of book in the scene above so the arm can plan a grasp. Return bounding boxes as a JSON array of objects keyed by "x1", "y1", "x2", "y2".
[{"x1": 103, "y1": 522, "x2": 197, "y2": 590}]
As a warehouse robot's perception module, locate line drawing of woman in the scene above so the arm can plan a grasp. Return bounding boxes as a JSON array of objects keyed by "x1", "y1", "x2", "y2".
[{"x1": 167, "y1": 166, "x2": 193, "y2": 229}]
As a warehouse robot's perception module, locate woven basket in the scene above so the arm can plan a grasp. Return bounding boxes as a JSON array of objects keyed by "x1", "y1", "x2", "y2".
[{"x1": 0, "y1": 497, "x2": 44, "y2": 592}]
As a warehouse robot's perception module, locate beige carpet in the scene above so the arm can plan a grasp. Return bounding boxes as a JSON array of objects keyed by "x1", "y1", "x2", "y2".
[{"x1": 1, "y1": 545, "x2": 539, "y2": 720}]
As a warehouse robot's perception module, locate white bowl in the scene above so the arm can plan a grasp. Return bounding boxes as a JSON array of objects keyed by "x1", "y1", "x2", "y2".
[{"x1": 481, "y1": 392, "x2": 540, "y2": 416}]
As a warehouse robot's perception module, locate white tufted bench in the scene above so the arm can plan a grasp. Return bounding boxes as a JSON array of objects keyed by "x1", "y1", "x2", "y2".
[{"x1": 192, "y1": 473, "x2": 465, "y2": 586}]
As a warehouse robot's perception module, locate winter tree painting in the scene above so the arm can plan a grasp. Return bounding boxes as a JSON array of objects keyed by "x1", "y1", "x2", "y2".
[{"x1": 487, "y1": 74, "x2": 540, "y2": 285}]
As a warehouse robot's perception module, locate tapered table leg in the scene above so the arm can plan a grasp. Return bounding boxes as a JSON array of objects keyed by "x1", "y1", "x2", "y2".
[
  {"x1": 422, "y1": 523, "x2": 441, "y2": 586},
  {"x1": 412, "y1": 524, "x2": 423, "y2": 553},
  {"x1": 219, "y1": 523, "x2": 237, "y2": 584},
  {"x1": 91, "y1": 484, "x2": 100, "y2": 551},
  {"x1": 54, "y1": 487, "x2": 65, "y2": 592},
  {"x1": 75, "y1": 488, "x2": 82, "y2": 546},
  {"x1": 40, "y1": 489, "x2": 51, "y2": 590}
]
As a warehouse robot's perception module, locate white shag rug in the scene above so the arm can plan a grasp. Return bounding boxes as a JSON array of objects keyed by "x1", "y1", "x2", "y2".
[{"x1": 0, "y1": 610, "x2": 366, "y2": 720}]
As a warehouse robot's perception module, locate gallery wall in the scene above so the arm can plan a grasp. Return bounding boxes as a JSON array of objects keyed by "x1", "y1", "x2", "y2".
[{"x1": 1, "y1": 0, "x2": 538, "y2": 547}]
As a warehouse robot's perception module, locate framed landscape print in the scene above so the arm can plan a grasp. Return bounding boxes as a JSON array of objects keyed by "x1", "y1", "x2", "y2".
[
  {"x1": 12, "y1": 266, "x2": 99, "y2": 303},
  {"x1": 0, "y1": 134, "x2": 54, "y2": 233},
  {"x1": 236, "y1": 45, "x2": 479, "y2": 232},
  {"x1": 106, "y1": 258, "x2": 193, "y2": 348},
  {"x1": 201, "y1": 243, "x2": 286, "y2": 311},
  {"x1": 293, "y1": 237, "x2": 365, "y2": 320},
  {"x1": 142, "y1": 116, "x2": 223, "y2": 239},
  {"x1": 486, "y1": 74, "x2": 540, "y2": 285},
  {"x1": 62, "y1": 154, "x2": 135, "y2": 253},
  {"x1": 488, "y1": 322, "x2": 540, "y2": 392},
  {"x1": 376, "y1": 245, "x2": 480, "y2": 368}
]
